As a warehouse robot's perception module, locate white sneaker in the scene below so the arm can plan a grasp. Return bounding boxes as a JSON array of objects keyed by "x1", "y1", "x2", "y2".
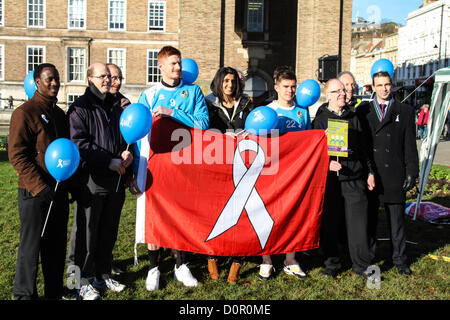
[
  {"x1": 174, "y1": 264, "x2": 198, "y2": 287},
  {"x1": 259, "y1": 264, "x2": 274, "y2": 280},
  {"x1": 79, "y1": 284, "x2": 101, "y2": 300},
  {"x1": 146, "y1": 266, "x2": 160, "y2": 291},
  {"x1": 283, "y1": 264, "x2": 307, "y2": 279},
  {"x1": 104, "y1": 278, "x2": 126, "y2": 292},
  {"x1": 93, "y1": 277, "x2": 126, "y2": 292}
]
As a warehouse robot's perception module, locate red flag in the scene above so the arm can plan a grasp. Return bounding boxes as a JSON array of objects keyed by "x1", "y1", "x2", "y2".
[{"x1": 135, "y1": 117, "x2": 329, "y2": 256}]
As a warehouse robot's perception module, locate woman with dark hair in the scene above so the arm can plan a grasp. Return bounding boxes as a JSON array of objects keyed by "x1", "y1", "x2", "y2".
[
  {"x1": 205, "y1": 67, "x2": 254, "y2": 283},
  {"x1": 205, "y1": 67, "x2": 253, "y2": 136}
]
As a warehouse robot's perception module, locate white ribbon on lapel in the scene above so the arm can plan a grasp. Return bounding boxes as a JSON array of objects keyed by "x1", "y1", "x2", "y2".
[{"x1": 206, "y1": 139, "x2": 274, "y2": 250}]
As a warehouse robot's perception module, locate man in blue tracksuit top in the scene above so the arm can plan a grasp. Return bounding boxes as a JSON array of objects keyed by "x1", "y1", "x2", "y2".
[
  {"x1": 259, "y1": 66, "x2": 311, "y2": 281},
  {"x1": 130, "y1": 46, "x2": 209, "y2": 291}
]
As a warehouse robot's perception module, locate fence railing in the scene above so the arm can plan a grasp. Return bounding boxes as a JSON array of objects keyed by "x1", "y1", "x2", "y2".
[{"x1": 0, "y1": 96, "x2": 72, "y2": 109}]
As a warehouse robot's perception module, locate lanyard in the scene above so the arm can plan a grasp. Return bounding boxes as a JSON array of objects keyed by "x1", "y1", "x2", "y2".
[{"x1": 373, "y1": 98, "x2": 393, "y2": 122}]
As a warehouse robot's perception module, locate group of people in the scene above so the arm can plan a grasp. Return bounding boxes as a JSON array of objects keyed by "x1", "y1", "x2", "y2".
[{"x1": 8, "y1": 45, "x2": 418, "y2": 300}]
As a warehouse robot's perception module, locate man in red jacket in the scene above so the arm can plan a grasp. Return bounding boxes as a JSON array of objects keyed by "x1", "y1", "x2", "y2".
[
  {"x1": 8, "y1": 63, "x2": 69, "y2": 300},
  {"x1": 416, "y1": 104, "x2": 430, "y2": 139}
]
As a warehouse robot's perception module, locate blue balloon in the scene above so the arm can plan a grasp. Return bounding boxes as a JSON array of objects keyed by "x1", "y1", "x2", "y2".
[
  {"x1": 45, "y1": 138, "x2": 80, "y2": 182},
  {"x1": 244, "y1": 106, "x2": 279, "y2": 135},
  {"x1": 296, "y1": 79, "x2": 321, "y2": 108},
  {"x1": 119, "y1": 103, "x2": 152, "y2": 144},
  {"x1": 24, "y1": 70, "x2": 37, "y2": 99},
  {"x1": 371, "y1": 59, "x2": 394, "y2": 79},
  {"x1": 182, "y1": 58, "x2": 199, "y2": 84}
]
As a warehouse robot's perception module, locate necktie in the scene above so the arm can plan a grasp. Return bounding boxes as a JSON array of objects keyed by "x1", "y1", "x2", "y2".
[{"x1": 380, "y1": 104, "x2": 386, "y2": 117}]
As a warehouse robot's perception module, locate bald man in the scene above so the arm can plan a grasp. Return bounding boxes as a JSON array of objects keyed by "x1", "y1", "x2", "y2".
[
  {"x1": 313, "y1": 78, "x2": 375, "y2": 279},
  {"x1": 67, "y1": 62, "x2": 133, "y2": 300},
  {"x1": 338, "y1": 71, "x2": 362, "y2": 110}
]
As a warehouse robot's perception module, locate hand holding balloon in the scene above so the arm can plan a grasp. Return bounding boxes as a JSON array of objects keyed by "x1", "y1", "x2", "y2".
[{"x1": 121, "y1": 150, "x2": 133, "y2": 168}]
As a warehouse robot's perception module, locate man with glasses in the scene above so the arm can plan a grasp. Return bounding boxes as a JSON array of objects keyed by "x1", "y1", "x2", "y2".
[
  {"x1": 312, "y1": 78, "x2": 375, "y2": 279},
  {"x1": 67, "y1": 62, "x2": 133, "y2": 300},
  {"x1": 107, "y1": 63, "x2": 130, "y2": 109},
  {"x1": 338, "y1": 71, "x2": 362, "y2": 110},
  {"x1": 357, "y1": 72, "x2": 418, "y2": 276}
]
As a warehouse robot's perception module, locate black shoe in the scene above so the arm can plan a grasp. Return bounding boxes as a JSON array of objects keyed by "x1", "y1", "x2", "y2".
[
  {"x1": 396, "y1": 265, "x2": 412, "y2": 276},
  {"x1": 61, "y1": 289, "x2": 79, "y2": 300},
  {"x1": 322, "y1": 268, "x2": 338, "y2": 278}
]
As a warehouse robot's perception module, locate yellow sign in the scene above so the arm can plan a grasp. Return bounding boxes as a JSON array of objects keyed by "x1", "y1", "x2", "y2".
[{"x1": 327, "y1": 119, "x2": 348, "y2": 157}]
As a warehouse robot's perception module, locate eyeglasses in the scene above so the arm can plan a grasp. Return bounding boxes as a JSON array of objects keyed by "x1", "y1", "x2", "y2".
[
  {"x1": 111, "y1": 76, "x2": 123, "y2": 81},
  {"x1": 328, "y1": 89, "x2": 346, "y2": 95},
  {"x1": 91, "y1": 74, "x2": 111, "y2": 80}
]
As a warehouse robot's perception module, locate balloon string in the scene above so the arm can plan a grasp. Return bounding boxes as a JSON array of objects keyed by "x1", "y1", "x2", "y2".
[
  {"x1": 336, "y1": 156, "x2": 339, "y2": 177},
  {"x1": 41, "y1": 182, "x2": 59, "y2": 238},
  {"x1": 115, "y1": 144, "x2": 130, "y2": 193}
]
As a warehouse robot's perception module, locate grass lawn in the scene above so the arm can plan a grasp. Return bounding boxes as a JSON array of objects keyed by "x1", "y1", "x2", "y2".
[{"x1": 0, "y1": 150, "x2": 449, "y2": 303}]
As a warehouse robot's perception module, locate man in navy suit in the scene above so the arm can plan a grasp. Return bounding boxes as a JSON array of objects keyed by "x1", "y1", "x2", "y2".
[{"x1": 357, "y1": 71, "x2": 418, "y2": 276}]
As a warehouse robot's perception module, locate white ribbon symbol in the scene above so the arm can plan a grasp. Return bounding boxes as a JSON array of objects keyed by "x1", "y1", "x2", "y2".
[
  {"x1": 57, "y1": 159, "x2": 64, "y2": 168},
  {"x1": 206, "y1": 139, "x2": 274, "y2": 250}
]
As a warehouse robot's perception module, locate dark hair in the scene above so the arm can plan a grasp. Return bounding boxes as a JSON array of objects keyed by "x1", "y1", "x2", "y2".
[
  {"x1": 210, "y1": 67, "x2": 242, "y2": 102},
  {"x1": 372, "y1": 71, "x2": 391, "y2": 85},
  {"x1": 33, "y1": 63, "x2": 57, "y2": 81},
  {"x1": 273, "y1": 65, "x2": 296, "y2": 84}
]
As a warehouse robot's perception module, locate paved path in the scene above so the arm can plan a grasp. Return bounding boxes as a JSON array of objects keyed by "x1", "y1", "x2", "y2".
[{"x1": 417, "y1": 138, "x2": 450, "y2": 167}]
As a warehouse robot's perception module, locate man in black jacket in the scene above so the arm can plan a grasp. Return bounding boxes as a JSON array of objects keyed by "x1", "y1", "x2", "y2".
[
  {"x1": 313, "y1": 78, "x2": 375, "y2": 278},
  {"x1": 356, "y1": 72, "x2": 418, "y2": 276},
  {"x1": 67, "y1": 62, "x2": 133, "y2": 299}
]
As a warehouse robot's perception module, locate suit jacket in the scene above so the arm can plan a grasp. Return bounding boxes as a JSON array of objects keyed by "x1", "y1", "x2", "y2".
[{"x1": 357, "y1": 99, "x2": 419, "y2": 203}]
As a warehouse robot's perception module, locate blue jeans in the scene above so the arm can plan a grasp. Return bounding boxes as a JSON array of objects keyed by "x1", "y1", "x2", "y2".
[{"x1": 419, "y1": 126, "x2": 427, "y2": 139}]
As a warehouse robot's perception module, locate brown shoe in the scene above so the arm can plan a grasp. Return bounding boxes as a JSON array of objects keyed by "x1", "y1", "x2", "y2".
[
  {"x1": 227, "y1": 262, "x2": 241, "y2": 283},
  {"x1": 208, "y1": 259, "x2": 219, "y2": 280}
]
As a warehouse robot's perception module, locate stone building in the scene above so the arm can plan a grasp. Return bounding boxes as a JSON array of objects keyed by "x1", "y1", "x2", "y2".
[
  {"x1": 351, "y1": 32, "x2": 398, "y2": 94},
  {"x1": 397, "y1": 0, "x2": 450, "y2": 106},
  {"x1": 0, "y1": 0, "x2": 351, "y2": 116}
]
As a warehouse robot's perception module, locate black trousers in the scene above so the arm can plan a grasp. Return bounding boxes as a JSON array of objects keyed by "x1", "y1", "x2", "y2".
[
  {"x1": 320, "y1": 178, "x2": 371, "y2": 274},
  {"x1": 368, "y1": 194, "x2": 407, "y2": 266},
  {"x1": 14, "y1": 188, "x2": 68, "y2": 300},
  {"x1": 72, "y1": 178, "x2": 125, "y2": 286}
]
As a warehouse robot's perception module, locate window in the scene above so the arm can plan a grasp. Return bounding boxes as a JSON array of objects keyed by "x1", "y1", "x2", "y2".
[
  {"x1": 68, "y1": 47, "x2": 85, "y2": 82},
  {"x1": 0, "y1": 44, "x2": 4, "y2": 80},
  {"x1": 28, "y1": 0, "x2": 45, "y2": 28},
  {"x1": 148, "y1": 1, "x2": 165, "y2": 32},
  {"x1": 107, "y1": 48, "x2": 126, "y2": 82},
  {"x1": 147, "y1": 49, "x2": 161, "y2": 83},
  {"x1": 68, "y1": 0, "x2": 86, "y2": 29},
  {"x1": 247, "y1": 0, "x2": 264, "y2": 32},
  {"x1": 0, "y1": 0, "x2": 4, "y2": 27},
  {"x1": 67, "y1": 94, "x2": 81, "y2": 106},
  {"x1": 27, "y1": 46, "x2": 45, "y2": 73},
  {"x1": 109, "y1": 0, "x2": 126, "y2": 31}
]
